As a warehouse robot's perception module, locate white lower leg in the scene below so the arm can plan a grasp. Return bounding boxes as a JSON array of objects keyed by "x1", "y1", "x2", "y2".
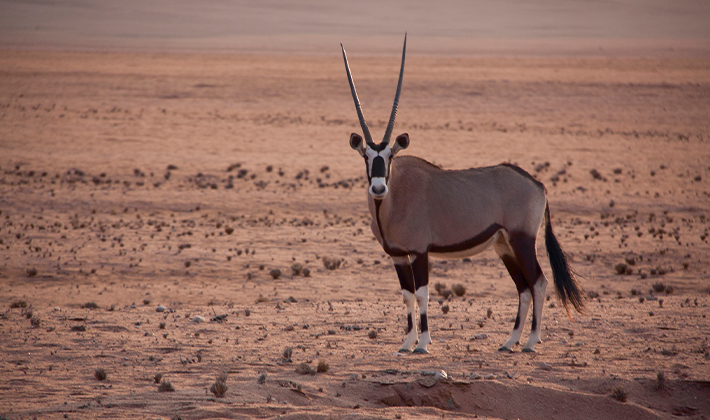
[
  {"x1": 502, "y1": 290, "x2": 531, "y2": 350},
  {"x1": 414, "y1": 286, "x2": 431, "y2": 352},
  {"x1": 523, "y1": 276, "x2": 548, "y2": 351},
  {"x1": 400, "y1": 290, "x2": 418, "y2": 351}
]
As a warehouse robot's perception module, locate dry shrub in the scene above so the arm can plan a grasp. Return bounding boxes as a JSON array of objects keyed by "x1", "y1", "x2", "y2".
[
  {"x1": 94, "y1": 368, "x2": 107, "y2": 381},
  {"x1": 322, "y1": 256, "x2": 342, "y2": 270},
  {"x1": 30, "y1": 316, "x2": 41, "y2": 328},
  {"x1": 296, "y1": 363, "x2": 316, "y2": 375},
  {"x1": 257, "y1": 373, "x2": 267, "y2": 384},
  {"x1": 441, "y1": 304, "x2": 450, "y2": 314},
  {"x1": 317, "y1": 360, "x2": 330, "y2": 373},
  {"x1": 652, "y1": 282, "x2": 666, "y2": 293},
  {"x1": 158, "y1": 380, "x2": 175, "y2": 392},
  {"x1": 269, "y1": 269, "x2": 281, "y2": 279},
  {"x1": 256, "y1": 295, "x2": 270, "y2": 303},
  {"x1": 10, "y1": 300, "x2": 28, "y2": 309},
  {"x1": 452, "y1": 284, "x2": 466, "y2": 297},
  {"x1": 614, "y1": 262, "x2": 632, "y2": 275},
  {"x1": 282, "y1": 347, "x2": 293, "y2": 362},
  {"x1": 210, "y1": 372, "x2": 228, "y2": 397},
  {"x1": 611, "y1": 386, "x2": 628, "y2": 402},
  {"x1": 291, "y1": 263, "x2": 303, "y2": 276},
  {"x1": 434, "y1": 282, "x2": 447, "y2": 295},
  {"x1": 655, "y1": 372, "x2": 666, "y2": 391},
  {"x1": 154, "y1": 373, "x2": 163, "y2": 384},
  {"x1": 368, "y1": 330, "x2": 378, "y2": 339},
  {"x1": 82, "y1": 302, "x2": 99, "y2": 309}
]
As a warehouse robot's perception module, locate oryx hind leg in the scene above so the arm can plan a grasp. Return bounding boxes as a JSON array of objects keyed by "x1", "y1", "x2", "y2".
[
  {"x1": 507, "y1": 232, "x2": 547, "y2": 352},
  {"x1": 411, "y1": 253, "x2": 431, "y2": 354},
  {"x1": 494, "y1": 235, "x2": 531, "y2": 353},
  {"x1": 393, "y1": 255, "x2": 418, "y2": 353}
]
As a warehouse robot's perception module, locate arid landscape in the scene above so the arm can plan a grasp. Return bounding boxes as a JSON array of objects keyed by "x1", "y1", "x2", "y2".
[{"x1": 1, "y1": 2, "x2": 710, "y2": 419}]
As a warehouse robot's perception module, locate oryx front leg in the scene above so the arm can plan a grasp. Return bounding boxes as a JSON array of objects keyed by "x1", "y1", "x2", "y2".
[
  {"x1": 393, "y1": 256, "x2": 418, "y2": 353},
  {"x1": 411, "y1": 253, "x2": 431, "y2": 354},
  {"x1": 523, "y1": 274, "x2": 548, "y2": 352}
]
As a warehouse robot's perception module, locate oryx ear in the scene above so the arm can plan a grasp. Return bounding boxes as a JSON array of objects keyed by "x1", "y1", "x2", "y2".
[
  {"x1": 392, "y1": 133, "x2": 409, "y2": 155},
  {"x1": 349, "y1": 133, "x2": 366, "y2": 156}
]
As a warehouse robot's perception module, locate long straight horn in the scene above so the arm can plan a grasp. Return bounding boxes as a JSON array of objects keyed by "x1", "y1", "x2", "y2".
[
  {"x1": 382, "y1": 33, "x2": 407, "y2": 145},
  {"x1": 341, "y1": 43, "x2": 374, "y2": 146}
]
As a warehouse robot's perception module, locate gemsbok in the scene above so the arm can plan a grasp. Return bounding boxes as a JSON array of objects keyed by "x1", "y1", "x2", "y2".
[{"x1": 341, "y1": 34, "x2": 585, "y2": 354}]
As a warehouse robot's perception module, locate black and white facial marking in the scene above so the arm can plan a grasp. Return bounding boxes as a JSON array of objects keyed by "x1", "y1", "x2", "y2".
[{"x1": 350, "y1": 132, "x2": 409, "y2": 199}]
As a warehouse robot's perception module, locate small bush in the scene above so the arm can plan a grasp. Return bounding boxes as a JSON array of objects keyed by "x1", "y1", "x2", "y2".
[
  {"x1": 158, "y1": 380, "x2": 175, "y2": 392},
  {"x1": 611, "y1": 386, "x2": 628, "y2": 402},
  {"x1": 652, "y1": 282, "x2": 666, "y2": 293},
  {"x1": 82, "y1": 302, "x2": 99, "y2": 309},
  {"x1": 30, "y1": 316, "x2": 41, "y2": 328},
  {"x1": 269, "y1": 269, "x2": 281, "y2": 280},
  {"x1": 368, "y1": 330, "x2": 378, "y2": 339},
  {"x1": 655, "y1": 372, "x2": 666, "y2": 391},
  {"x1": 434, "y1": 282, "x2": 447, "y2": 295},
  {"x1": 210, "y1": 372, "x2": 228, "y2": 397},
  {"x1": 441, "y1": 304, "x2": 450, "y2": 314},
  {"x1": 317, "y1": 360, "x2": 330, "y2": 373},
  {"x1": 10, "y1": 300, "x2": 28, "y2": 309},
  {"x1": 322, "y1": 256, "x2": 342, "y2": 270},
  {"x1": 283, "y1": 347, "x2": 293, "y2": 362},
  {"x1": 296, "y1": 363, "x2": 316, "y2": 375},
  {"x1": 452, "y1": 284, "x2": 466, "y2": 297},
  {"x1": 257, "y1": 373, "x2": 267, "y2": 384},
  {"x1": 291, "y1": 263, "x2": 303, "y2": 276},
  {"x1": 154, "y1": 373, "x2": 163, "y2": 384},
  {"x1": 94, "y1": 368, "x2": 107, "y2": 381}
]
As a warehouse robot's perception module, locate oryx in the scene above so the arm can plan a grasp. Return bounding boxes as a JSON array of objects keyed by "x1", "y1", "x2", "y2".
[{"x1": 341, "y1": 34, "x2": 585, "y2": 354}]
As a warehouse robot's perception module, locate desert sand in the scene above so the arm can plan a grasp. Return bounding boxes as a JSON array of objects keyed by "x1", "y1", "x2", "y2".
[{"x1": 1, "y1": 3, "x2": 710, "y2": 419}]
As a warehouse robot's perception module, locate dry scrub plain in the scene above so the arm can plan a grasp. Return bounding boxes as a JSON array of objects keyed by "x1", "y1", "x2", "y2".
[{"x1": 1, "y1": 51, "x2": 709, "y2": 419}]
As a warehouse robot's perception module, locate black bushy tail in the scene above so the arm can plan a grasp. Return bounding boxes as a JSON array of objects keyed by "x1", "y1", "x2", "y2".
[{"x1": 544, "y1": 203, "x2": 586, "y2": 317}]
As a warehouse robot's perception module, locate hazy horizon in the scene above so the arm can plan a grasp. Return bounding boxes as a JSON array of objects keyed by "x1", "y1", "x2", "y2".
[{"x1": 1, "y1": 0, "x2": 709, "y2": 56}]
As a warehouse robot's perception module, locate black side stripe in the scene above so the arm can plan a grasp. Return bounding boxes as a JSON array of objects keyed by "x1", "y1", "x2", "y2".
[{"x1": 428, "y1": 224, "x2": 503, "y2": 254}]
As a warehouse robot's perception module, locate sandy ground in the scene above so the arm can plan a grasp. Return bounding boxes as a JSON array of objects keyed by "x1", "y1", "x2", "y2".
[{"x1": 1, "y1": 48, "x2": 710, "y2": 419}]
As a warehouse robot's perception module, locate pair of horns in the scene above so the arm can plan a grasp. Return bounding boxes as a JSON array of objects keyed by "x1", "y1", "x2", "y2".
[{"x1": 341, "y1": 33, "x2": 406, "y2": 147}]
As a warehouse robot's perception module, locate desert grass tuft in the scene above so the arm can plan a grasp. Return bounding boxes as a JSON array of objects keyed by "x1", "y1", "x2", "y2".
[
  {"x1": 210, "y1": 372, "x2": 228, "y2": 397},
  {"x1": 655, "y1": 372, "x2": 667, "y2": 391},
  {"x1": 82, "y1": 302, "x2": 99, "y2": 309},
  {"x1": 317, "y1": 360, "x2": 330, "y2": 373},
  {"x1": 94, "y1": 367, "x2": 107, "y2": 381},
  {"x1": 368, "y1": 330, "x2": 378, "y2": 339},
  {"x1": 158, "y1": 380, "x2": 175, "y2": 392},
  {"x1": 30, "y1": 316, "x2": 41, "y2": 328},
  {"x1": 154, "y1": 373, "x2": 163, "y2": 384}
]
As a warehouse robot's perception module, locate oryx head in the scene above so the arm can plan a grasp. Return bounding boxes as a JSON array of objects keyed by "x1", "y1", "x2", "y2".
[{"x1": 342, "y1": 34, "x2": 410, "y2": 200}]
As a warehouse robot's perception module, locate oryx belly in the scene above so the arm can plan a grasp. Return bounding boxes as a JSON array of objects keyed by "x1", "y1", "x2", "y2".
[{"x1": 429, "y1": 229, "x2": 503, "y2": 260}]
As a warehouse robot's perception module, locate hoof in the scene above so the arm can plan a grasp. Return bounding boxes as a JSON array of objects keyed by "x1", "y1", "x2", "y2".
[
  {"x1": 412, "y1": 348, "x2": 429, "y2": 354},
  {"x1": 498, "y1": 346, "x2": 513, "y2": 353},
  {"x1": 522, "y1": 347, "x2": 535, "y2": 353},
  {"x1": 398, "y1": 348, "x2": 412, "y2": 354}
]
